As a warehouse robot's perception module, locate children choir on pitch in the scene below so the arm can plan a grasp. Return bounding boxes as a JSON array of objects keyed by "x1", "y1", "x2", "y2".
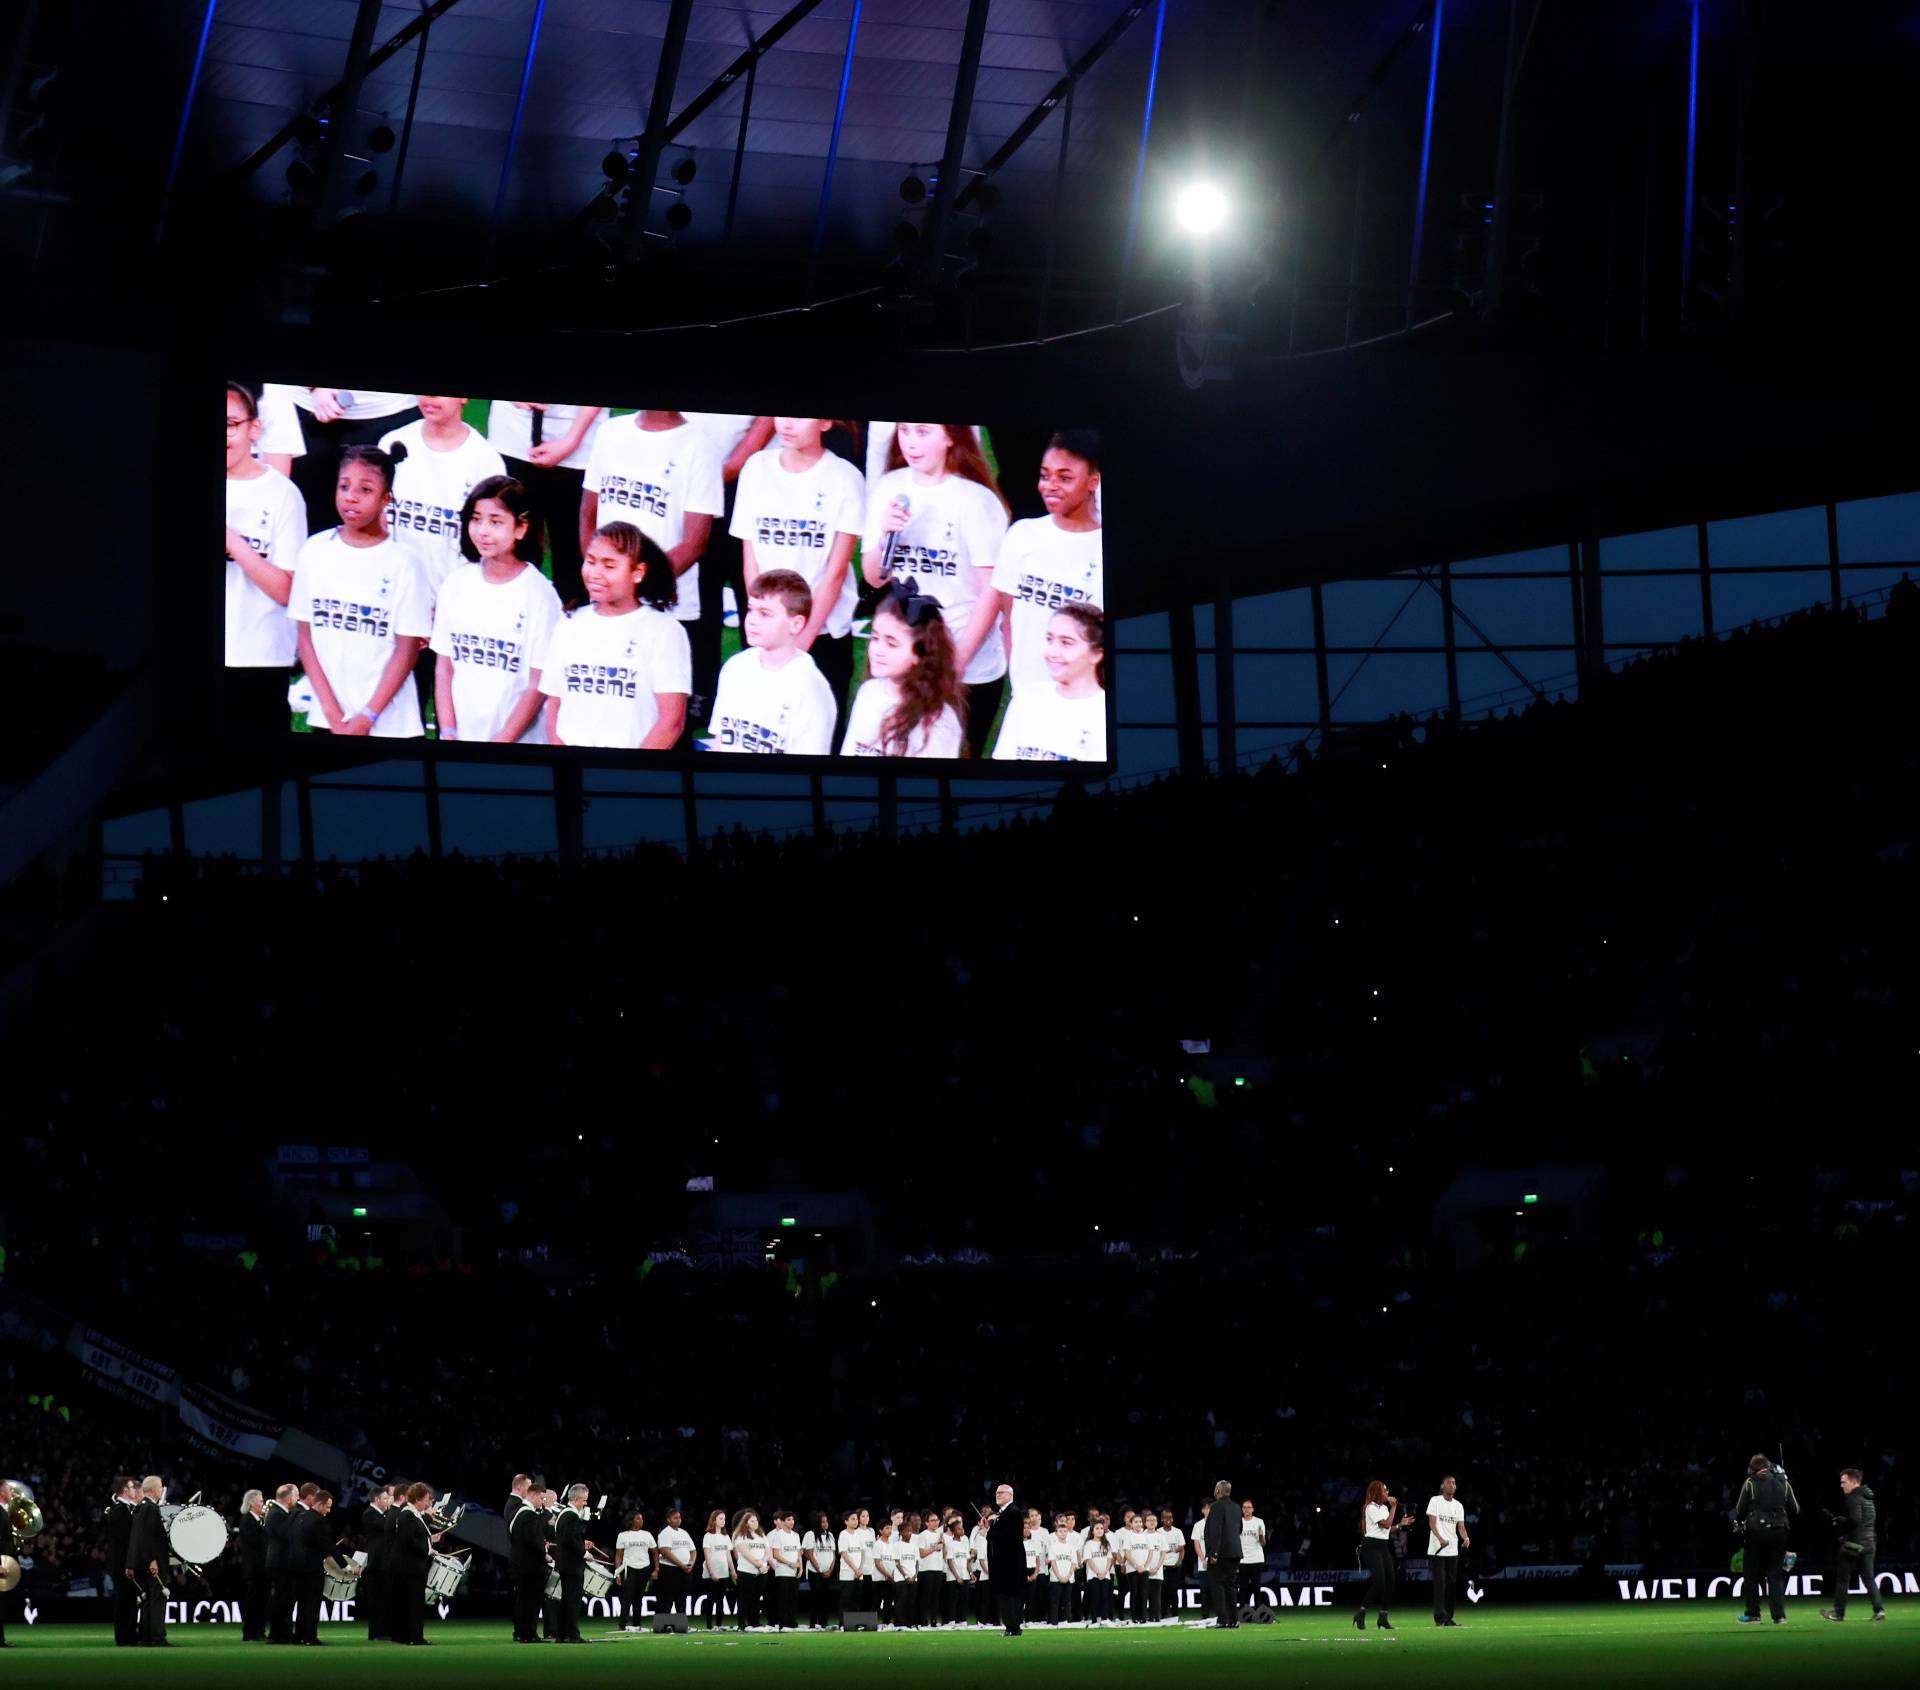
[{"x1": 224, "y1": 390, "x2": 1106, "y2": 763}]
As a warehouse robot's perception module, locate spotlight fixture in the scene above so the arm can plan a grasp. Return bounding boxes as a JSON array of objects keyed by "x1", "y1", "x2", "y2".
[
  {"x1": 602, "y1": 149, "x2": 631, "y2": 181},
  {"x1": 665, "y1": 201, "x2": 692, "y2": 232},
  {"x1": 899, "y1": 173, "x2": 928, "y2": 205},
  {"x1": 671, "y1": 155, "x2": 697, "y2": 185},
  {"x1": 1174, "y1": 181, "x2": 1229, "y2": 236},
  {"x1": 368, "y1": 124, "x2": 396, "y2": 154}
]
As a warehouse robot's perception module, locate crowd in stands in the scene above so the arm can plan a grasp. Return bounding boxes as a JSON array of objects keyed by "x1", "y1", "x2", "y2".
[{"x1": 3, "y1": 585, "x2": 1914, "y2": 1609}]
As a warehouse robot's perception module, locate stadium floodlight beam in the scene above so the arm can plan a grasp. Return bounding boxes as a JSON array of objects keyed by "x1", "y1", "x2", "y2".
[{"x1": 1174, "y1": 181, "x2": 1229, "y2": 236}]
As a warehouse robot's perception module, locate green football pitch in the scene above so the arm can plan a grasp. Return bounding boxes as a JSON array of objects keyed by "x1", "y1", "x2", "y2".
[{"x1": 12, "y1": 1607, "x2": 1913, "y2": 1689}]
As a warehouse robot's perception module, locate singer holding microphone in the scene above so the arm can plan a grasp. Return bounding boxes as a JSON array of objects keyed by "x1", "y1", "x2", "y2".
[{"x1": 982, "y1": 1483, "x2": 1028, "y2": 1637}]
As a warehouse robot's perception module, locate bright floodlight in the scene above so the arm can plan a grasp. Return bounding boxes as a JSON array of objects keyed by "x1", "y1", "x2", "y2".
[{"x1": 1174, "y1": 181, "x2": 1229, "y2": 236}]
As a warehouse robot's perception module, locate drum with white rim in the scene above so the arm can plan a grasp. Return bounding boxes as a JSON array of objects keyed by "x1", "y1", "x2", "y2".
[
  {"x1": 426, "y1": 1550, "x2": 468, "y2": 1601},
  {"x1": 166, "y1": 1504, "x2": 228, "y2": 1567},
  {"x1": 323, "y1": 1568, "x2": 360, "y2": 1603},
  {"x1": 582, "y1": 1561, "x2": 615, "y2": 1599},
  {"x1": 544, "y1": 1569, "x2": 564, "y2": 1604}
]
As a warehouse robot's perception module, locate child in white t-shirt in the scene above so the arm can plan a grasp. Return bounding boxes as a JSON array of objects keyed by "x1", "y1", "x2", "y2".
[
  {"x1": 839, "y1": 579, "x2": 967, "y2": 759},
  {"x1": 613, "y1": 1510, "x2": 656, "y2": 1631},
  {"x1": 730, "y1": 1508, "x2": 768, "y2": 1630},
  {"x1": 539, "y1": 522, "x2": 691, "y2": 750},
  {"x1": 580, "y1": 409, "x2": 723, "y2": 629},
  {"x1": 802, "y1": 1511, "x2": 838, "y2": 1630},
  {"x1": 379, "y1": 396, "x2": 509, "y2": 600},
  {"x1": 289, "y1": 443, "x2": 431, "y2": 737},
  {"x1": 1081, "y1": 1519, "x2": 1117, "y2": 1624},
  {"x1": 654, "y1": 1509, "x2": 695, "y2": 1618},
  {"x1": 224, "y1": 383, "x2": 307, "y2": 732},
  {"x1": 705, "y1": 569, "x2": 838, "y2": 756},
  {"x1": 941, "y1": 1515, "x2": 971, "y2": 1627},
  {"x1": 253, "y1": 382, "x2": 307, "y2": 476},
  {"x1": 431, "y1": 475, "x2": 563, "y2": 745},
  {"x1": 861, "y1": 421, "x2": 1011, "y2": 756},
  {"x1": 700, "y1": 1509, "x2": 733, "y2": 1630},
  {"x1": 1046, "y1": 1518, "x2": 1079, "y2": 1625},
  {"x1": 765, "y1": 1510, "x2": 802, "y2": 1631},
  {"x1": 991, "y1": 603, "x2": 1107, "y2": 763},
  {"x1": 959, "y1": 428, "x2": 1103, "y2": 694},
  {"x1": 731, "y1": 415, "x2": 865, "y2": 716}
]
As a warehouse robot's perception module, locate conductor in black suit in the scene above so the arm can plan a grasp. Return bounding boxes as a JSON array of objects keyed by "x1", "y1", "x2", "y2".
[
  {"x1": 126, "y1": 1476, "x2": 169, "y2": 1647},
  {"x1": 361, "y1": 1483, "x2": 394, "y2": 1640},
  {"x1": 984, "y1": 1483, "x2": 1028, "y2": 1636},
  {"x1": 1203, "y1": 1480, "x2": 1243, "y2": 1628},
  {"x1": 264, "y1": 1484, "x2": 296, "y2": 1643},
  {"x1": 389, "y1": 1484, "x2": 439, "y2": 1645},
  {"x1": 552, "y1": 1485, "x2": 595, "y2": 1643},
  {"x1": 291, "y1": 1491, "x2": 334, "y2": 1644},
  {"x1": 105, "y1": 1476, "x2": 140, "y2": 1646},
  {"x1": 508, "y1": 1483, "x2": 549, "y2": 1641},
  {"x1": 236, "y1": 1490, "x2": 269, "y2": 1641}
]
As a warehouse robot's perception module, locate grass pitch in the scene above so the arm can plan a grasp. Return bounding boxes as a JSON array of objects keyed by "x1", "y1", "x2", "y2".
[{"x1": 12, "y1": 1605, "x2": 1913, "y2": 1689}]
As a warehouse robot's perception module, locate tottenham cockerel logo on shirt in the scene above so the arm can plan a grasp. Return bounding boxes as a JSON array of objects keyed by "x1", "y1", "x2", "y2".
[{"x1": 893, "y1": 518, "x2": 961, "y2": 578}]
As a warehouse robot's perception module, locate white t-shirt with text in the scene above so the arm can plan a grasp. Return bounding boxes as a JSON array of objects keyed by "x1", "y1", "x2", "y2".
[
  {"x1": 835, "y1": 1528, "x2": 866, "y2": 1581},
  {"x1": 655, "y1": 1525, "x2": 694, "y2": 1570},
  {"x1": 377, "y1": 420, "x2": 509, "y2": 598},
  {"x1": 994, "y1": 517, "x2": 1103, "y2": 694},
  {"x1": 430, "y1": 562, "x2": 563, "y2": 743},
  {"x1": 583, "y1": 418, "x2": 724, "y2": 622},
  {"x1": 614, "y1": 1528, "x2": 656, "y2": 1574},
  {"x1": 538, "y1": 604, "x2": 690, "y2": 749},
  {"x1": 990, "y1": 684, "x2": 1107, "y2": 763},
  {"x1": 730, "y1": 449, "x2": 865, "y2": 639},
  {"x1": 1427, "y1": 1496, "x2": 1464, "y2": 1557},
  {"x1": 289, "y1": 530, "x2": 431, "y2": 736},
  {"x1": 707, "y1": 648, "x2": 837, "y2": 756},
  {"x1": 255, "y1": 385, "x2": 307, "y2": 460},
  {"x1": 839, "y1": 677, "x2": 964, "y2": 759},
  {"x1": 767, "y1": 1527, "x2": 802, "y2": 1577},
  {"x1": 225, "y1": 465, "x2": 306, "y2": 667},
  {"x1": 702, "y1": 1532, "x2": 733, "y2": 1579},
  {"x1": 1240, "y1": 1515, "x2": 1267, "y2": 1566},
  {"x1": 862, "y1": 469, "x2": 1009, "y2": 685},
  {"x1": 802, "y1": 1530, "x2": 836, "y2": 1577}
]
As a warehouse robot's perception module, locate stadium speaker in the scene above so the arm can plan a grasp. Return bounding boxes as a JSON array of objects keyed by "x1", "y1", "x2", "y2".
[
  {"x1": 842, "y1": 1609, "x2": 881, "y2": 1632},
  {"x1": 653, "y1": 1611, "x2": 689, "y2": 1634}
]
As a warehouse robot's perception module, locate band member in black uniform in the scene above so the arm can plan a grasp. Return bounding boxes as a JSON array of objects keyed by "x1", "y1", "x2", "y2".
[
  {"x1": 106, "y1": 1475, "x2": 140, "y2": 1645},
  {"x1": 508, "y1": 1481, "x2": 549, "y2": 1641},
  {"x1": 1203, "y1": 1480, "x2": 1244, "y2": 1627},
  {"x1": 291, "y1": 1490, "x2": 333, "y2": 1644},
  {"x1": 505, "y1": 1473, "x2": 533, "y2": 1524},
  {"x1": 265, "y1": 1483, "x2": 297, "y2": 1643},
  {"x1": 552, "y1": 1485, "x2": 595, "y2": 1643},
  {"x1": 360, "y1": 1483, "x2": 394, "y2": 1640},
  {"x1": 389, "y1": 1483, "x2": 438, "y2": 1645},
  {"x1": 126, "y1": 1476, "x2": 170, "y2": 1647},
  {"x1": 237, "y1": 1490, "x2": 269, "y2": 1641},
  {"x1": 537, "y1": 1487, "x2": 562, "y2": 1640},
  {"x1": 1734, "y1": 1454, "x2": 1800, "y2": 1625},
  {"x1": 984, "y1": 1483, "x2": 1027, "y2": 1636}
]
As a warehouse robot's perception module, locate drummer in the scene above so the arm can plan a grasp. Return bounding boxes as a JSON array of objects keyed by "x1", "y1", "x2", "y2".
[{"x1": 292, "y1": 1490, "x2": 334, "y2": 1645}]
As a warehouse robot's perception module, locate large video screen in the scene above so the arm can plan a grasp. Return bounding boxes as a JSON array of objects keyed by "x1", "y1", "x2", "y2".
[{"x1": 222, "y1": 389, "x2": 1108, "y2": 769}]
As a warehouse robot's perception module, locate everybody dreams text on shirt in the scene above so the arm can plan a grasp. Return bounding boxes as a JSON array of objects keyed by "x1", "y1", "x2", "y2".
[
  {"x1": 391, "y1": 497, "x2": 462, "y2": 544},
  {"x1": 1011, "y1": 569, "x2": 1096, "y2": 611},
  {"x1": 597, "y1": 473, "x2": 671, "y2": 520},
  {"x1": 753, "y1": 514, "x2": 832, "y2": 550},
  {"x1": 448, "y1": 630, "x2": 530, "y2": 673},
  {"x1": 308, "y1": 596, "x2": 393, "y2": 638}
]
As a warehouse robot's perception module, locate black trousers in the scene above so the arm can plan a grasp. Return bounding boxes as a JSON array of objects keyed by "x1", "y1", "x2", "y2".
[
  {"x1": 363, "y1": 1562, "x2": 388, "y2": 1639},
  {"x1": 699, "y1": 1574, "x2": 725, "y2": 1628},
  {"x1": 769, "y1": 1576, "x2": 798, "y2": 1628},
  {"x1": 811, "y1": 631, "x2": 855, "y2": 749},
  {"x1": 240, "y1": 1564, "x2": 267, "y2": 1640},
  {"x1": 1431, "y1": 1556, "x2": 1461, "y2": 1622},
  {"x1": 1048, "y1": 1581, "x2": 1074, "y2": 1623},
  {"x1": 941, "y1": 1578, "x2": 966, "y2": 1624},
  {"x1": 735, "y1": 1574, "x2": 763, "y2": 1627},
  {"x1": 1087, "y1": 1577, "x2": 1115, "y2": 1621},
  {"x1": 807, "y1": 1574, "x2": 835, "y2": 1628},
  {"x1": 511, "y1": 1564, "x2": 542, "y2": 1640},
  {"x1": 270, "y1": 1566, "x2": 295, "y2": 1642},
  {"x1": 1027, "y1": 1576, "x2": 1046, "y2": 1622},
  {"x1": 917, "y1": 1570, "x2": 943, "y2": 1627},
  {"x1": 391, "y1": 1576, "x2": 425, "y2": 1644},
  {"x1": 1240, "y1": 1563, "x2": 1264, "y2": 1614},
  {"x1": 656, "y1": 1564, "x2": 690, "y2": 1615},
  {"x1": 617, "y1": 1571, "x2": 648, "y2": 1626},
  {"x1": 995, "y1": 1590, "x2": 1025, "y2": 1635},
  {"x1": 1742, "y1": 1526, "x2": 1789, "y2": 1620},
  {"x1": 1359, "y1": 1539, "x2": 1395, "y2": 1613},
  {"x1": 1834, "y1": 1536, "x2": 1882, "y2": 1616},
  {"x1": 293, "y1": 1570, "x2": 323, "y2": 1642},
  {"x1": 501, "y1": 455, "x2": 586, "y2": 603},
  {"x1": 290, "y1": 407, "x2": 423, "y2": 537},
  {"x1": 1147, "y1": 1579, "x2": 1165, "y2": 1620},
  {"x1": 1125, "y1": 1570, "x2": 1148, "y2": 1621},
  {"x1": 965, "y1": 675, "x2": 1005, "y2": 758},
  {"x1": 555, "y1": 1567, "x2": 584, "y2": 1641},
  {"x1": 116, "y1": 1567, "x2": 143, "y2": 1643},
  {"x1": 692, "y1": 488, "x2": 746, "y2": 706},
  {"x1": 1210, "y1": 1564, "x2": 1240, "y2": 1626},
  {"x1": 136, "y1": 1571, "x2": 167, "y2": 1644}
]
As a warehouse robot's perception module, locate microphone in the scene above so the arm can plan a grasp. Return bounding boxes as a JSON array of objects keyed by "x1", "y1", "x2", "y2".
[
  {"x1": 530, "y1": 406, "x2": 544, "y2": 450},
  {"x1": 877, "y1": 495, "x2": 911, "y2": 579}
]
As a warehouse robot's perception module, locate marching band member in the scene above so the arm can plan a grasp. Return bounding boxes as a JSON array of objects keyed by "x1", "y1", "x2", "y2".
[
  {"x1": 126, "y1": 1476, "x2": 168, "y2": 1648},
  {"x1": 237, "y1": 1489, "x2": 268, "y2": 1643},
  {"x1": 290, "y1": 1488, "x2": 332, "y2": 1644},
  {"x1": 551, "y1": 1485, "x2": 594, "y2": 1644},
  {"x1": 265, "y1": 1483, "x2": 297, "y2": 1643},
  {"x1": 508, "y1": 1482, "x2": 549, "y2": 1642},
  {"x1": 358, "y1": 1484, "x2": 392, "y2": 1642},
  {"x1": 389, "y1": 1483, "x2": 436, "y2": 1646},
  {"x1": 106, "y1": 1476, "x2": 139, "y2": 1646}
]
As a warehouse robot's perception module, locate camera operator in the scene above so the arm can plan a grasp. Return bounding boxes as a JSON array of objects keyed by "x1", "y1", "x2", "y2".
[
  {"x1": 1733, "y1": 1454, "x2": 1799, "y2": 1625},
  {"x1": 1818, "y1": 1469, "x2": 1887, "y2": 1624}
]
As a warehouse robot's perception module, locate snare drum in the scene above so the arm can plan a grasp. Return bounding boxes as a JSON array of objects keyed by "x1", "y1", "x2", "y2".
[
  {"x1": 322, "y1": 1569, "x2": 360, "y2": 1603},
  {"x1": 426, "y1": 1551, "x2": 468, "y2": 1601},
  {"x1": 166, "y1": 1504, "x2": 229, "y2": 1567},
  {"x1": 544, "y1": 1569, "x2": 564, "y2": 1604},
  {"x1": 582, "y1": 1562, "x2": 615, "y2": 1600}
]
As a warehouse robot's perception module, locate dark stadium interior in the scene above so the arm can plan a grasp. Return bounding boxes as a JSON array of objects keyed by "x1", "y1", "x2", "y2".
[{"x1": 2, "y1": 1, "x2": 1916, "y2": 1684}]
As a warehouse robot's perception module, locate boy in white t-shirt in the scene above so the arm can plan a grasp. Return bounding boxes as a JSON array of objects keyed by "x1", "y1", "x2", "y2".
[
  {"x1": 654, "y1": 1508, "x2": 695, "y2": 1618},
  {"x1": 613, "y1": 1511, "x2": 656, "y2": 1631},
  {"x1": 705, "y1": 570, "x2": 838, "y2": 756},
  {"x1": 835, "y1": 1508, "x2": 868, "y2": 1625},
  {"x1": 1046, "y1": 1518, "x2": 1079, "y2": 1626},
  {"x1": 765, "y1": 1511, "x2": 802, "y2": 1630},
  {"x1": 1425, "y1": 1477, "x2": 1468, "y2": 1626},
  {"x1": 379, "y1": 396, "x2": 509, "y2": 599}
]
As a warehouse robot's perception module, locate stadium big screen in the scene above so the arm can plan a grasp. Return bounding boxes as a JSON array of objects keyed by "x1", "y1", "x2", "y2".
[{"x1": 222, "y1": 388, "x2": 1109, "y2": 772}]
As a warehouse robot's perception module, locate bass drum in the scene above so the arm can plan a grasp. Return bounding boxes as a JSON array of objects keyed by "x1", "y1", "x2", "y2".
[{"x1": 167, "y1": 1504, "x2": 229, "y2": 1567}]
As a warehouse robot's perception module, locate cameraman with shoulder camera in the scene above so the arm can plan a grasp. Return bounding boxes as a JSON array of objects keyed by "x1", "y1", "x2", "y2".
[
  {"x1": 1818, "y1": 1469, "x2": 1887, "y2": 1624},
  {"x1": 1733, "y1": 1454, "x2": 1799, "y2": 1625}
]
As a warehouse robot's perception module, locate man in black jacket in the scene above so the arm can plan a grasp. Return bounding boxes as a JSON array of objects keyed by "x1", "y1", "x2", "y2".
[
  {"x1": 290, "y1": 1491, "x2": 334, "y2": 1644},
  {"x1": 1203, "y1": 1481, "x2": 1243, "y2": 1627},
  {"x1": 126, "y1": 1476, "x2": 169, "y2": 1647},
  {"x1": 264, "y1": 1483, "x2": 297, "y2": 1643},
  {"x1": 236, "y1": 1490, "x2": 269, "y2": 1641},
  {"x1": 1734, "y1": 1454, "x2": 1800, "y2": 1625},
  {"x1": 984, "y1": 1484, "x2": 1027, "y2": 1636},
  {"x1": 551, "y1": 1485, "x2": 596, "y2": 1643},
  {"x1": 1819, "y1": 1468, "x2": 1887, "y2": 1623},
  {"x1": 105, "y1": 1476, "x2": 140, "y2": 1646},
  {"x1": 389, "y1": 1484, "x2": 437, "y2": 1645},
  {"x1": 361, "y1": 1484, "x2": 394, "y2": 1641},
  {"x1": 509, "y1": 1484, "x2": 550, "y2": 1642}
]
